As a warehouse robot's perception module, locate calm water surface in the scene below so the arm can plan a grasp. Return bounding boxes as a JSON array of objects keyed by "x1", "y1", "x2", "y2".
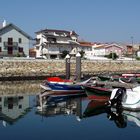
[{"x1": 0, "y1": 81, "x2": 140, "y2": 140}]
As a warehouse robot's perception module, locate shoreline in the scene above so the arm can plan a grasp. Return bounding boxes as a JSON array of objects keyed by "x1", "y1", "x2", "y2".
[
  {"x1": 0, "y1": 70, "x2": 140, "y2": 81},
  {"x1": 0, "y1": 59, "x2": 140, "y2": 81}
]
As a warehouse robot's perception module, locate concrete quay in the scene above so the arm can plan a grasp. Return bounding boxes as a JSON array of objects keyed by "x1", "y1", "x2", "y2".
[{"x1": 0, "y1": 59, "x2": 140, "y2": 80}]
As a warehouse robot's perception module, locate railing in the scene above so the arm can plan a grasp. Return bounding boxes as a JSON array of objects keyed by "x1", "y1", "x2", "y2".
[{"x1": 4, "y1": 42, "x2": 18, "y2": 46}]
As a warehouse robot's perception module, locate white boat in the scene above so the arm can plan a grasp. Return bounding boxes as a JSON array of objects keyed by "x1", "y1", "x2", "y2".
[{"x1": 109, "y1": 86, "x2": 140, "y2": 111}]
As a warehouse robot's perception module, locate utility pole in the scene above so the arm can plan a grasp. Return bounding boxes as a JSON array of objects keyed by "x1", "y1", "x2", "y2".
[{"x1": 131, "y1": 36, "x2": 134, "y2": 60}]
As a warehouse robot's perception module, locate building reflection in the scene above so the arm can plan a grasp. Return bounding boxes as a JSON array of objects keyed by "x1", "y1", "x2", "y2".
[
  {"x1": 0, "y1": 95, "x2": 30, "y2": 127},
  {"x1": 36, "y1": 92, "x2": 84, "y2": 121}
]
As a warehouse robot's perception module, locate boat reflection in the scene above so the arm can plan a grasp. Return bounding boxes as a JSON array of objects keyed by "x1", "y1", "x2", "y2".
[
  {"x1": 36, "y1": 91, "x2": 86, "y2": 121},
  {"x1": 82, "y1": 99, "x2": 140, "y2": 128},
  {"x1": 0, "y1": 95, "x2": 30, "y2": 127},
  {"x1": 83, "y1": 100, "x2": 107, "y2": 118}
]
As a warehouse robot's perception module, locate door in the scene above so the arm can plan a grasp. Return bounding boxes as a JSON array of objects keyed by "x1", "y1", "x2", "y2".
[{"x1": 8, "y1": 46, "x2": 13, "y2": 54}]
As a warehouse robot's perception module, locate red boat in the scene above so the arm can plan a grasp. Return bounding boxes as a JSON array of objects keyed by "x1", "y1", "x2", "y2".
[
  {"x1": 46, "y1": 77, "x2": 73, "y2": 85},
  {"x1": 122, "y1": 73, "x2": 140, "y2": 78}
]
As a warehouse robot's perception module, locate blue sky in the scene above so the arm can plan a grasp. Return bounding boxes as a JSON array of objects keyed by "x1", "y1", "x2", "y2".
[{"x1": 0, "y1": 0, "x2": 140, "y2": 44}]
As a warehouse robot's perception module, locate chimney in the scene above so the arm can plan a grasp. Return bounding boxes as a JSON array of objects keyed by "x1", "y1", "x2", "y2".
[{"x1": 2, "y1": 20, "x2": 6, "y2": 27}]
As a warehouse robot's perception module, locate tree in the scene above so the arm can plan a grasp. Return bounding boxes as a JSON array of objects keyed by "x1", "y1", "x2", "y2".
[
  {"x1": 79, "y1": 50, "x2": 85, "y2": 58},
  {"x1": 106, "y1": 52, "x2": 118, "y2": 60},
  {"x1": 61, "y1": 50, "x2": 69, "y2": 58}
]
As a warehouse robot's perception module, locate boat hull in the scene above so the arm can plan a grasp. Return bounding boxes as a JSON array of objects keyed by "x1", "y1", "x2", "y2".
[
  {"x1": 40, "y1": 82, "x2": 85, "y2": 93},
  {"x1": 84, "y1": 86, "x2": 111, "y2": 100}
]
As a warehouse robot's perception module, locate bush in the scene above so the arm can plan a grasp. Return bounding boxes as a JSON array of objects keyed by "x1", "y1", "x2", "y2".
[
  {"x1": 106, "y1": 52, "x2": 118, "y2": 60},
  {"x1": 61, "y1": 50, "x2": 69, "y2": 59},
  {"x1": 15, "y1": 53, "x2": 21, "y2": 57},
  {"x1": 136, "y1": 57, "x2": 140, "y2": 60},
  {"x1": 79, "y1": 50, "x2": 85, "y2": 58}
]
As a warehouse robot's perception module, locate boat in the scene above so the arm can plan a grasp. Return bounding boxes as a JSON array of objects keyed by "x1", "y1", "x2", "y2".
[
  {"x1": 122, "y1": 73, "x2": 140, "y2": 78},
  {"x1": 45, "y1": 76, "x2": 73, "y2": 85},
  {"x1": 40, "y1": 81, "x2": 85, "y2": 93},
  {"x1": 98, "y1": 74, "x2": 120, "y2": 82},
  {"x1": 98, "y1": 75, "x2": 112, "y2": 81},
  {"x1": 83, "y1": 84, "x2": 112, "y2": 100},
  {"x1": 109, "y1": 86, "x2": 140, "y2": 111},
  {"x1": 119, "y1": 77, "x2": 137, "y2": 84},
  {"x1": 40, "y1": 77, "x2": 97, "y2": 93}
]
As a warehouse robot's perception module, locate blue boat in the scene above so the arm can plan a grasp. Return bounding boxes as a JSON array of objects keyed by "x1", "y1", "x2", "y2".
[{"x1": 40, "y1": 81, "x2": 85, "y2": 94}]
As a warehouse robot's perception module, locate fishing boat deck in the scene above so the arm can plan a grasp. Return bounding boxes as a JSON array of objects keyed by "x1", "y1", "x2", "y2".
[{"x1": 95, "y1": 81, "x2": 136, "y2": 89}]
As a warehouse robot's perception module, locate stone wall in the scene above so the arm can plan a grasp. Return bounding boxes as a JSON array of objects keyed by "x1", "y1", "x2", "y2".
[{"x1": 0, "y1": 59, "x2": 140, "y2": 79}]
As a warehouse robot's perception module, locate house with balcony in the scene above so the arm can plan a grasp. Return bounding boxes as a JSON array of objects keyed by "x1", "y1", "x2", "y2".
[
  {"x1": 0, "y1": 21, "x2": 32, "y2": 57},
  {"x1": 35, "y1": 28, "x2": 80, "y2": 59}
]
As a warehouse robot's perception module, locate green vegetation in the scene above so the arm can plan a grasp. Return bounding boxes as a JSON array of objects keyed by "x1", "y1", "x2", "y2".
[
  {"x1": 79, "y1": 50, "x2": 85, "y2": 58},
  {"x1": 136, "y1": 57, "x2": 140, "y2": 60},
  {"x1": 61, "y1": 50, "x2": 69, "y2": 58},
  {"x1": 105, "y1": 52, "x2": 118, "y2": 60}
]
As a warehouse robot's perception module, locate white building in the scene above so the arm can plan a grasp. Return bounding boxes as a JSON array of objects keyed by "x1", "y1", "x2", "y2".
[
  {"x1": 0, "y1": 21, "x2": 32, "y2": 57},
  {"x1": 84, "y1": 43, "x2": 124, "y2": 59},
  {"x1": 35, "y1": 28, "x2": 80, "y2": 59}
]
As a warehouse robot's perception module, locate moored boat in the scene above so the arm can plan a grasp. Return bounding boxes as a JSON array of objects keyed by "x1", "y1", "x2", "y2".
[
  {"x1": 119, "y1": 77, "x2": 137, "y2": 84},
  {"x1": 40, "y1": 81, "x2": 85, "y2": 93},
  {"x1": 46, "y1": 77, "x2": 73, "y2": 85},
  {"x1": 109, "y1": 86, "x2": 140, "y2": 111},
  {"x1": 84, "y1": 85, "x2": 112, "y2": 100},
  {"x1": 122, "y1": 73, "x2": 140, "y2": 78},
  {"x1": 98, "y1": 74, "x2": 120, "y2": 82}
]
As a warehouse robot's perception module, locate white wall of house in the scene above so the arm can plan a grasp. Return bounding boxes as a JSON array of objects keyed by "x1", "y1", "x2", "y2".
[
  {"x1": 0, "y1": 28, "x2": 31, "y2": 56},
  {"x1": 94, "y1": 48, "x2": 105, "y2": 56}
]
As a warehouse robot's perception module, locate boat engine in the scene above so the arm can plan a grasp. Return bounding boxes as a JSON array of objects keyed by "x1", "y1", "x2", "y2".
[{"x1": 109, "y1": 87, "x2": 126, "y2": 109}]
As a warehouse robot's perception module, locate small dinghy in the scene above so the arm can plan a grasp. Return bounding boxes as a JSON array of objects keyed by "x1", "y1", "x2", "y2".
[
  {"x1": 108, "y1": 86, "x2": 140, "y2": 111},
  {"x1": 119, "y1": 77, "x2": 137, "y2": 84}
]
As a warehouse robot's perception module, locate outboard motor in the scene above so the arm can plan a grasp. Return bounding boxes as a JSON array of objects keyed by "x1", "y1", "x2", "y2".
[{"x1": 109, "y1": 87, "x2": 126, "y2": 109}]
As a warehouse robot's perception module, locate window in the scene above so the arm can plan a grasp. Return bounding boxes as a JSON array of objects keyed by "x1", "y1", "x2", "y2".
[
  {"x1": 8, "y1": 38, "x2": 13, "y2": 45},
  {"x1": 19, "y1": 47, "x2": 23, "y2": 52},
  {"x1": 19, "y1": 38, "x2": 22, "y2": 43},
  {"x1": 0, "y1": 37, "x2": 1, "y2": 42},
  {"x1": 19, "y1": 105, "x2": 22, "y2": 109},
  {"x1": 47, "y1": 37, "x2": 56, "y2": 43}
]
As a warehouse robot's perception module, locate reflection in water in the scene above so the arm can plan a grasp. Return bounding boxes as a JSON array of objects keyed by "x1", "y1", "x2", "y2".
[
  {"x1": 106, "y1": 107, "x2": 127, "y2": 128},
  {"x1": 0, "y1": 80, "x2": 41, "y2": 96},
  {"x1": 0, "y1": 80, "x2": 41, "y2": 127},
  {"x1": 82, "y1": 99, "x2": 140, "y2": 128},
  {"x1": 36, "y1": 92, "x2": 84, "y2": 121},
  {"x1": 0, "y1": 95, "x2": 30, "y2": 127},
  {"x1": 83, "y1": 100, "x2": 107, "y2": 118},
  {"x1": 1, "y1": 80, "x2": 140, "y2": 130}
]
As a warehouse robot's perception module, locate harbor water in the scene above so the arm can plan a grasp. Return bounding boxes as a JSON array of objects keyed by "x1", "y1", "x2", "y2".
[{"x1": 0, "y1": 80, "x2": 140, "y2": 140}]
